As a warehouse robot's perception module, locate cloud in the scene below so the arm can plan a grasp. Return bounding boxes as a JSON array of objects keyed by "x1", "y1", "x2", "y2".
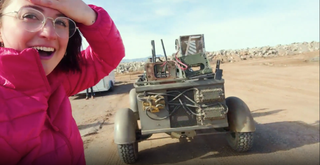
[
  {"x1": 168, "y1": 9, "x2": 319, "y2": 52},
  {"x1": 119, "y1": 30, "x2": 177, "y2": 59},
  {"x1": 154, "y1": 8, "x2": 174, "y2": 17},
  {"x1": 81, "y1": 0, "x2": 319, "y2": 59}
]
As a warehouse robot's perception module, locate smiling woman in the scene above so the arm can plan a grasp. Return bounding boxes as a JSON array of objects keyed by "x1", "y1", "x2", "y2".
[
  {"x1": 0, "y1": 0, "x2": 125, "y2": 164},
  {"x1": 0, "y1": 1, "x2": 81, "y2": 74}
]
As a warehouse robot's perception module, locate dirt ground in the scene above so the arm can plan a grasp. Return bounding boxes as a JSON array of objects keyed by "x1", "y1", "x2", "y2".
[{"x1": 69, "y1": 51, "x2": 319, "y2": 165}]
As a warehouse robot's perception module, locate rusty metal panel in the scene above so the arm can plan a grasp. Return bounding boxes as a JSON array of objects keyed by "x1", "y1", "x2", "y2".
[{"x1": 145, "y1": 61, "x2": 177, "y2": 81}]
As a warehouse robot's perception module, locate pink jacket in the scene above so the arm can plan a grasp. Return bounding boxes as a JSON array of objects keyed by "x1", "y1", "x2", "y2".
[{"x1": 0, "y1": 5, "x2": 125, "y2": 165}]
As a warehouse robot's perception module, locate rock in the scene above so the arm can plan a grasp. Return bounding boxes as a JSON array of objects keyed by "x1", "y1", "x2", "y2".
[{"x1": 116, "y1": 41, "x2": 319, "y2": 73}]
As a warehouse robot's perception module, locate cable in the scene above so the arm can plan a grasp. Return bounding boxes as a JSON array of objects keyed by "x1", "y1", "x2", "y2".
[
  {"x1": 139, "y1": 89, "x2": 228, "y2": 120},
  {"x1": 144, "y1": 89, "x2": 202, "y2": 117},
  {"x1": 168, "y1": 103, "x2": 198, "y2": 108},
  {"x1": 178, "y1": 98, "x2": 192, "y2": 116},
  {"x1": 160, "y1": 42, "x2": 188, "y2": 71},
  {"x1": 145, "y1": 105, "x2": 181, "y2": 120},
  {"x1": 183, "y1": 94, "x2": 199, "y2": 105},
  {"x1": 168, "y1": 88, "x2": 196, "y2": 103}
]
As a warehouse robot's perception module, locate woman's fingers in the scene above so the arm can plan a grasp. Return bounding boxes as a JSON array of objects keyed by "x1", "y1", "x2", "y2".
[
  {"x1": 29, "y1": 0, "x2": 58, "y2": 8},
  {"x1": 28, "y1": 0, "x2": 96, "y2": 26}
]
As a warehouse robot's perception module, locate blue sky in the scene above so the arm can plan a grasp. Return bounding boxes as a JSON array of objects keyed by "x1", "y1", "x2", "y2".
[{"x1": 82, "y1": 0, "x2": 319, "y2": 59}]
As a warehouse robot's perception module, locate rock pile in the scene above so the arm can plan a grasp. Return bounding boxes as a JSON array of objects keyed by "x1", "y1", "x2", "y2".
[
  {"x1": 116, "y1": 41, "x2": 319, "y2": 73},
  {"x1": 116, "y1": 62, "x2": 146, "y2": 74}
]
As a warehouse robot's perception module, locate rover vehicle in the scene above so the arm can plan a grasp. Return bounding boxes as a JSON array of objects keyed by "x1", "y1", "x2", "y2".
[{"x1": 114, "y1": 34, "x2": 255, "y2": 164}]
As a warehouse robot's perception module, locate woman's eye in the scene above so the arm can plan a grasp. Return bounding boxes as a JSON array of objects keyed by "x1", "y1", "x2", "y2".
[
  {"x1": 22, "y1": 14, "x2": 39, "y2": 20},
  {"x1": 21, "y1": 13, "x2": 41, "y2": 21},
  {"x1": 55, "y1": 20, "x2": 67, "y2": 27}
]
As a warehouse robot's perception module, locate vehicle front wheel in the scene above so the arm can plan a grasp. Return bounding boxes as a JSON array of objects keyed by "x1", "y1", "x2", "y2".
[
  {"x1": 117, "y1": 142, "x2": 138, "y2": 164},
  {"x1": 227, "y1": 132, "x2": 254, "y2": 152}
]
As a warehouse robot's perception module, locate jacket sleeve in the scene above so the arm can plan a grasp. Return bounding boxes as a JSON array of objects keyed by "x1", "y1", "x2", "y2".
[{"x1": 62, "y1": 5, "x2": 125, "y2": 96}]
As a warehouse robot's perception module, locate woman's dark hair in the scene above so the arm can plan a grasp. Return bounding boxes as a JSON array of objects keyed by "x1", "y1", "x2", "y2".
[
  {"x1": 56, "y1": 29, "x2": 83, "y2": 73},
  {"x1": 1, "y1": 0, "x2": 83, "y2": 73}
]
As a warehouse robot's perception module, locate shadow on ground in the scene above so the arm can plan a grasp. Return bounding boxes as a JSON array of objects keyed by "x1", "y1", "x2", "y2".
[
  {"x1": 77, "y1": 121, "x2": 114, "y2": 130},
  {"x1": 134, "y1": 109, "x2": 319, "y2": 165}
]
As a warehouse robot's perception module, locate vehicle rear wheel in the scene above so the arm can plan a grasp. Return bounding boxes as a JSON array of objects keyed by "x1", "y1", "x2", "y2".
[
  {"x1": 227, "y1": 132, "x2": 254, "y2": 152},
  {"x1": 108, "y1": 81, "x2": 114, "y2": 91},
  {"x1": 117, "y1": 142, "x2": 138, "y2": 164}
]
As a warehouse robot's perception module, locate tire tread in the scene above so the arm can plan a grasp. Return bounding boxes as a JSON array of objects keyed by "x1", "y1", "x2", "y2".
[{"x1": 117, "y1": 143, "x2": 138, "y2": 164}]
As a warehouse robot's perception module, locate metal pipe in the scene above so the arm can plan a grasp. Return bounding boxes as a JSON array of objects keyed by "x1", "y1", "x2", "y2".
[
  {"x1": 161, "y1": 39, "x2": 168, "y2": 61},
  {"x1": 151, "y1": 40, "x2": 156, "y2": 63}
]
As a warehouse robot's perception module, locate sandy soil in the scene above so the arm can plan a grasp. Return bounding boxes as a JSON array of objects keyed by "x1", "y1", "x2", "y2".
[{"x1": 69, "y1": 51, "x2": 319, "y2": 165}]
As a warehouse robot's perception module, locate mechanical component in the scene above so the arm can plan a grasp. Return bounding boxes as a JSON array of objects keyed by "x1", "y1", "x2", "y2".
[
  {"x1": 203, "y1": 106, "x2": 226, "y2": 119},
  {"x1": 214, "y1": 60, "x2": 223, "y2": 80},
  {"x1": 195, "y1": 103, "x2": 227, "y2": 125},
  {"x1": 142, "y1": 95, "x2": 166, "y2": 113},
  {"x1": 198, "y1": 105, "x2": 226, "y2": 124},
  {"x1": 177, "y1": 35, "x2": 213, "y2": 77},
  {"x1": 144, "y1": 61, "x2": 177, "y2": 81},
  {"x1": 194, "y1": 88, "x2": 224, "y2": 103},
  {"x1": 170, "y1": 131, "x2": 196, "y2": 139}
]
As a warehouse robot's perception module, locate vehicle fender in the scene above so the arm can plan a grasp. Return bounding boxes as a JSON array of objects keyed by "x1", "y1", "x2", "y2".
[
  {"x1": 114, "y1": 108, "x2": 137, "y2": 144},
  {"x1": 226, "y1": 96, "x2": 256, "y2": 132},
  {"x1": 129, "y1": 88, "x2": 139, "y2": 120}
]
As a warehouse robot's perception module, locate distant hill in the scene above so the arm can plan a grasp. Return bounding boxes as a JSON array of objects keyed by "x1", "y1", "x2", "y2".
[{"x1": 121, "y1": 54, "x2": 165, "y2": 63}]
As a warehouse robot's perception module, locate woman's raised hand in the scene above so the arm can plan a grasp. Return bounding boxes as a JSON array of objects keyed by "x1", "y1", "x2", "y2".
[{"x1": 28, "y1": 0, "x2": 97, "y2": 26}]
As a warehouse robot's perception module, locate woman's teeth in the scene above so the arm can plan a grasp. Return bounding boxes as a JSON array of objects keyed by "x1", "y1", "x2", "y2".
[
  {"x1": 32, "y1": 46, "x2": 55, "y2": 57},
  {"x1": 32, "y1": 46, "x2": 55, "y2": 52}
]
